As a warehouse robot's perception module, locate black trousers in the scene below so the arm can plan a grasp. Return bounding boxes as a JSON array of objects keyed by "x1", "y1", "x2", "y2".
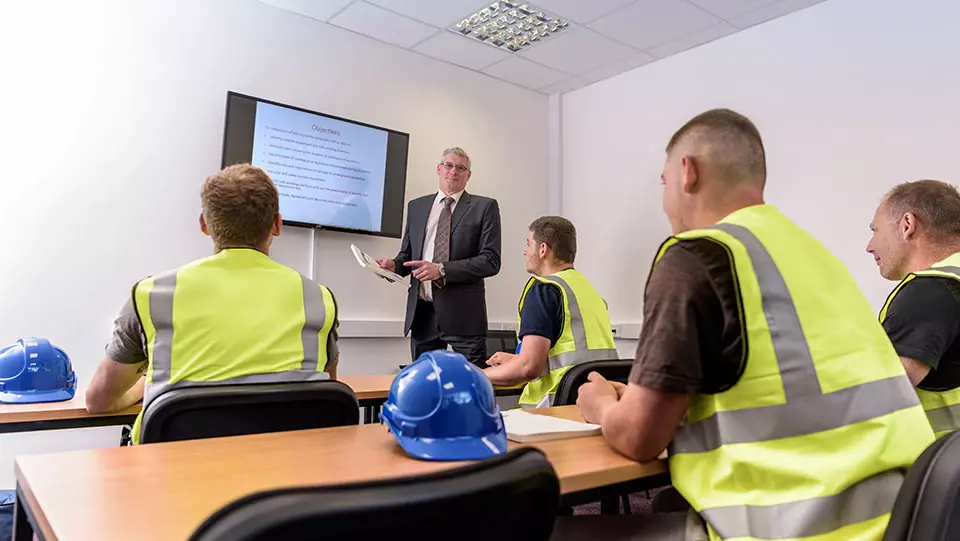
[{"x1": 410, "y1": 299, "x2": 487, "y2": 367}]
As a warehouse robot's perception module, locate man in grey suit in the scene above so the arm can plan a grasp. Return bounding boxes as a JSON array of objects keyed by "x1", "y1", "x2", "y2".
[{"x1": 377, "y1": 147, "x2": 502, "y2": 366}]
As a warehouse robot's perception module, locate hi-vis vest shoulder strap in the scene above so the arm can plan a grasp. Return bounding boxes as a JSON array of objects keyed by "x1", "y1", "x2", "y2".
[
  {"x1": 516, "y1": 269, "x2": 617, "y2": 407},
  {"x1": 131, "y1": 249, "x2": 337, "y2": 442},
  {"x1": 659, "y1": 205, "x2": 932, "y2": 541},
  {"x1": 879, "y1": 252, "x2": 960, "y2": 437}
]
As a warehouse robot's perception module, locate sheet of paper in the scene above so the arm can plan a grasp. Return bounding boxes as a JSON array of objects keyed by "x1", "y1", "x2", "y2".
[
  {"x1": 350, "y1": 244, "x2": 405, "y2": 284},
  {"x1": 502, "y1": 409, "x2": 601, "y2": 443}
]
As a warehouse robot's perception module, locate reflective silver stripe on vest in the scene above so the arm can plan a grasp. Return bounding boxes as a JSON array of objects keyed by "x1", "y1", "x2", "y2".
[
  {"x1": 300, "y1": 275, "x2": 328, "y2": 371},
  {"x1": 142, "y1": 271, "x2": 328, "y2": 409},
  {"x1": 671, "y1": 223, "x2": 920, "y2": 455},
  {"x1": 926, "y1": 403, "x2": 960, "y2": 433},
  {"x1": 539, "y1": 275, "x2": 618, "y2": 374},
  {"x1": 701, "y1": 469, "x2": 904, "y2": 540},
  {"x1": 145, "y1": 270, "x2": 178, "y2": 405},
  {"x1": 928, "y1": 265, "x2": 960, "y2": 276}
]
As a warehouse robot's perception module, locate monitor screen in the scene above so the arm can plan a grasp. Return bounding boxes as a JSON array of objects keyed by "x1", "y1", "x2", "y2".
[{"x1": 221, "y1": 91, "x2": 409, "y2": 238}]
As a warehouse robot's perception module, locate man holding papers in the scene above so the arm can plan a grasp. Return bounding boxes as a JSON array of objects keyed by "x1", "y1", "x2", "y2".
[
  {"x1": 573, "y1": 109, "x2": 931, "y2": 540},
  {"x1": 483, "y1": 216, "x2": 616, "y2": 408},
  {"x1": 375, "y1": 147, "x2": 501, "y2": 367}
]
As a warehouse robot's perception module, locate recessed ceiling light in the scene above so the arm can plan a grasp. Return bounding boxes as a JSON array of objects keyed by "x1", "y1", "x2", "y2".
[{"x1": 451, "y1": 2, "x2": 571, "y2": 53}]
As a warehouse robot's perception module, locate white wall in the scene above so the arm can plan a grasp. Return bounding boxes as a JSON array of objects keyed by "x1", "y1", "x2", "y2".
[
  {"x1": 0, "y1": 0, "x2": 548, "y2": 487},
  {"x1": 561, "y1": 0, "x2": 960, "y2": 327}
]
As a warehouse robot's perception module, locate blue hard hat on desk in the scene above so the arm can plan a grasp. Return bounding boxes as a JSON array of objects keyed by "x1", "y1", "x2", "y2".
[
  {"x1": 380, "y1": 350, "x2": 508, "y2": 461},
  {"x1": 0, "y1": 338, "x2": 77, "y2": 404}
]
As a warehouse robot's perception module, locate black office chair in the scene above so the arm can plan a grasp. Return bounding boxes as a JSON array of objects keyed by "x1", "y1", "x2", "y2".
[
  {"x1": 883, "y1": 431, "x2": 960, "y2": 541},
  {"x1": 188, "y1": 447, "x2": 560, "y2": 541},
  {"x1": 139, "y1": 380, "x2": 359, "y2": 444},
  {"x1": 488, "y1": 329, "x2": 520, "y2": 356},
  {"x1": 554, "y1": 359, "x2": 632, "y2": 407},
  {"x1": 554, "y1": 359, "x2": 665, "y2": 515}
]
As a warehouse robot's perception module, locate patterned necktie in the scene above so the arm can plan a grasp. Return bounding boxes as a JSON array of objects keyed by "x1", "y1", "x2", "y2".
[{"x1": 432, "y1": 196, "x2": 454, "y2": 289}]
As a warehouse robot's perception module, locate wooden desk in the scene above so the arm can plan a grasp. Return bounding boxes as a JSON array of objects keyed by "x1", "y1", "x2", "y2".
[
  {"x1": 14, "y1": 406, "x2": 667, "y2": 541},
  {"x1": 0, "y1": 388, "x2": 140, "y2": 434},
  {"x1": 0, "y1": 376, "x2": 525, "y2": 433}
]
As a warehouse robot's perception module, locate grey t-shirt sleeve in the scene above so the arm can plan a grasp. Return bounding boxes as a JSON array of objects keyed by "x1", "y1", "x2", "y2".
[{"x1": 104, "y1": 297, "x2": 148, "y2": 365}]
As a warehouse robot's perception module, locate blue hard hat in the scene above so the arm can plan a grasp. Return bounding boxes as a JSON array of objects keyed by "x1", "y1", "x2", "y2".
[
  {"x1": 380, "y1": 350, "x2": 508, "y2": 461},
  {"x1": 0, "y1": 338, "x2": 77, "y2": 404}
]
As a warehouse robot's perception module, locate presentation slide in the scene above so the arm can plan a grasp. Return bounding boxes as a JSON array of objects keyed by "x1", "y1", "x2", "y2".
[{"x1": 250, "y1": 101, "x2": 388, "y2": 232}]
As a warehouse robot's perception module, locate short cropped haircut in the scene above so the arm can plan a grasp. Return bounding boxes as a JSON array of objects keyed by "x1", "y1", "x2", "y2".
[
  {"x1": 441, "y1": 147, "x2": 471, "y2": 170},
  {"x1": 530, "y1": 216, "x2": 577, "y2": 264},
  {"x1": 666, "y1": 108, "x2": 766, "y2": 187},
  {"x1": 201, "y1": 164, "x2": 279, "y2": 249},
  {"x1": 884, "y1": 179, "x2": 960, "y2": 241}
]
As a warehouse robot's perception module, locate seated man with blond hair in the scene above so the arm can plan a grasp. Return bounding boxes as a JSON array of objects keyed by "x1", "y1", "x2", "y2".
[{"x1": 85, "y1": 164, "x2": 340, "y2": 443}]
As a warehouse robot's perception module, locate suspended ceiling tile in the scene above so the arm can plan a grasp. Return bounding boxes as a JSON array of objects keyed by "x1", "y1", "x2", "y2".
[
  {"x1": 530, "y1": 0, "x2": 640, "y2": 24},
  {"x1": 519, "y1": 27, "x2": 639, "y2": 76},
  {"x1": 588, "y1": 0, "x2": 721, "y2": 51},
  {"x1": 646, "y1": 21, "x2": 738, "y2": 59},
  {"x1": 539, "y1": 76, "x2": 587, "y2": 95},
  {"x1": 686, "y1": 0, "x2": 780, "y2": 19},
  {"x1": 578, "y1": 52, "x2": 655, "y2": 84},
  {"x1": 730, "y1": 0, "x2": 827, "y2": 29},
  {"x1": 255, "y1": 0, "x2": 355, "y2": 22},
  {"x1": 328, "y1": 1, "x2": 439, "y2": 48},
  {"x1": 365, "y1": 0, "x2": 489, "y2": 28},
  {"x1": 413, "y1": 30, "x2": 513, "y2": 70},
  {"x1": 481, "y1": 56, "x2": 571, "y2": 90}
]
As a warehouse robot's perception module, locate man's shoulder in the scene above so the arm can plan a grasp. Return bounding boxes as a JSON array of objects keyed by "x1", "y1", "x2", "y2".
[
  {"x1": 896, "y1": 275, "x2": 960, "y2": 311},
  {"x1": 464, "y1": 192, "x2": 498, "y2": 206}
]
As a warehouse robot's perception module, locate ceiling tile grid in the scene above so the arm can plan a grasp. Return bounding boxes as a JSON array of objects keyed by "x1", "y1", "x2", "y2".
[{"x1": 257, "y1": 0, "x2": 830, "y2": 95}]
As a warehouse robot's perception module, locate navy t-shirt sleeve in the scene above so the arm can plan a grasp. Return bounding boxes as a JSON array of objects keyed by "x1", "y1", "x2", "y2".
[
  {"x1": 883, "y1": 277, "x2": 960, "y2": 370},
  {"x1": 518, "y1": 282, "x2": 564, "y2": 348}
]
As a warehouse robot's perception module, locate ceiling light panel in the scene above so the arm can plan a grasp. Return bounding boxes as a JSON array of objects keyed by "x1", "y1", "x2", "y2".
[{"x1": 452, "y1": 1, "x2": 571, "y2": 53}]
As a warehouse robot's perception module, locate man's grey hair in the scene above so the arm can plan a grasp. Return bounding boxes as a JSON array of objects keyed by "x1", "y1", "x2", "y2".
[
  {"x1": 884, "y1": 179, "x2": 960, "y2": 242},
  {"x1": 441, "y1": 147, "x2": 471, "y2": 170}
]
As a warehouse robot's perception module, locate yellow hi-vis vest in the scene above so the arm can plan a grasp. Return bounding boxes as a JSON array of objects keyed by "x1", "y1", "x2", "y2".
[
  {"x1": 130, "y1": 248, "x2": 337, "y2": 443},
  {"x1": 879, "y1": 252, "x2": 960, "y2": 438},
  {"x1": 516, "y1": 269, "x2": 617, "y2": 408},
  {"x1": 658, "y1": 205, "x2": 933, "y2": 541}
]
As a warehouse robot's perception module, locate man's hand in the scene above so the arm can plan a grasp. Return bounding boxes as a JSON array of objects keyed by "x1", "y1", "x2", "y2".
[
  {"x1": 486, "y1": 352, "x2": 516, "y2": 367},
  {"x1": 609, "y1": 380, "x2": 627, "y2": 398},
  {"x1": 404, "y1": 260, "x2": 442, "y2": 282},
  {"x1": 577, "y1": 372, "x2": 620, "y2": 424},
  {"x1": 375, "y1": 258, "x2": 396, "y2": 272}
]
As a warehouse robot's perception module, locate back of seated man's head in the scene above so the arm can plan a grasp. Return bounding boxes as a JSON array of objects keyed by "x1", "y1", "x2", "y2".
[
  {"x1": 529, "y1": 216, "x2": 577, "y2": 266},
  {"x1": 201, "y1": 164, "x2": 279, "y2": 252},
  {"x1": 666, "y1": 108, "x2": 767, "y2": 189}
]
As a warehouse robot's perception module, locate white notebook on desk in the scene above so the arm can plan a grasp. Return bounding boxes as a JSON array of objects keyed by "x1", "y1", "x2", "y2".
[{"x1": 502, "y1": 409, "x2": 601, "y2": 443}]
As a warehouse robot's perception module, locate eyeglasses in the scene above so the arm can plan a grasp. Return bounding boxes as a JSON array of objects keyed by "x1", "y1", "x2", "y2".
[{"x1": 440, "y1": 161, "x2": 470, "y2": 173}]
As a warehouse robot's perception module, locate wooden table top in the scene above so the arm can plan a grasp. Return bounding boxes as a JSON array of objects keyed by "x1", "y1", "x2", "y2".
[
  {"x1": 0, "y1": 375, "x2": 523, "y2": 426},
  {"x1": 15, "y1": 405, "x2": 667, "y2": 541}
]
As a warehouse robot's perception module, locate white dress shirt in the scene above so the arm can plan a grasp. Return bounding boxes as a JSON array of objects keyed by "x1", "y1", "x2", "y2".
[{"x1": 420, "y1": 190, "x2": 464, "y2": 301}]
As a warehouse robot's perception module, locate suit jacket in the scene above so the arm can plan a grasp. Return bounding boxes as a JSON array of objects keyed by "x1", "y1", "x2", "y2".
[{"x1": 393, "y1": 191, "x2": 502, "y2": 337}]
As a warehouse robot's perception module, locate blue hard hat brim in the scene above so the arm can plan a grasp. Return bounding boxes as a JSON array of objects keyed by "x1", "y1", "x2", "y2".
[
  {"x1": 390, "y1": 429, "x2": 509, "y2": 462},
  {"x1": 0, "y1": 388, "x2": 76, "y2": 404}
]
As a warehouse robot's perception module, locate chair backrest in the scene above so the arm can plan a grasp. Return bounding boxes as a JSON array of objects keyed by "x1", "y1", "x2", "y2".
[
  {"x1": 487, "y1": 329, "x2": 520, "y2": 356},
  {"x1": 553, "y1": 359, "x2": 632, "y2": 406},
  {"x1": 188, "y1": 447, "x2": 560, "y2": 541},
  {"x1": 139, "y1": 380, "x2": 359, "y2": 444},
  {"x1": 883, "y1": 431, "x2": 960, "y2": 541}
]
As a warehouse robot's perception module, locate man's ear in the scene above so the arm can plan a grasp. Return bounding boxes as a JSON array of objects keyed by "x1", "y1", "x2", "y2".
[
  {"x1": 900, "y1": 212, "x2": 917, "y2": 240},
  {"x1": 272, "y1": 213, "x2": 283, "y2": 237},
  {"x1": 200, "y1": 212, "x2": 210, "y2": 237},
  {"x1": 680, "y1": 154, "x2": 699, "y2": 194}
]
